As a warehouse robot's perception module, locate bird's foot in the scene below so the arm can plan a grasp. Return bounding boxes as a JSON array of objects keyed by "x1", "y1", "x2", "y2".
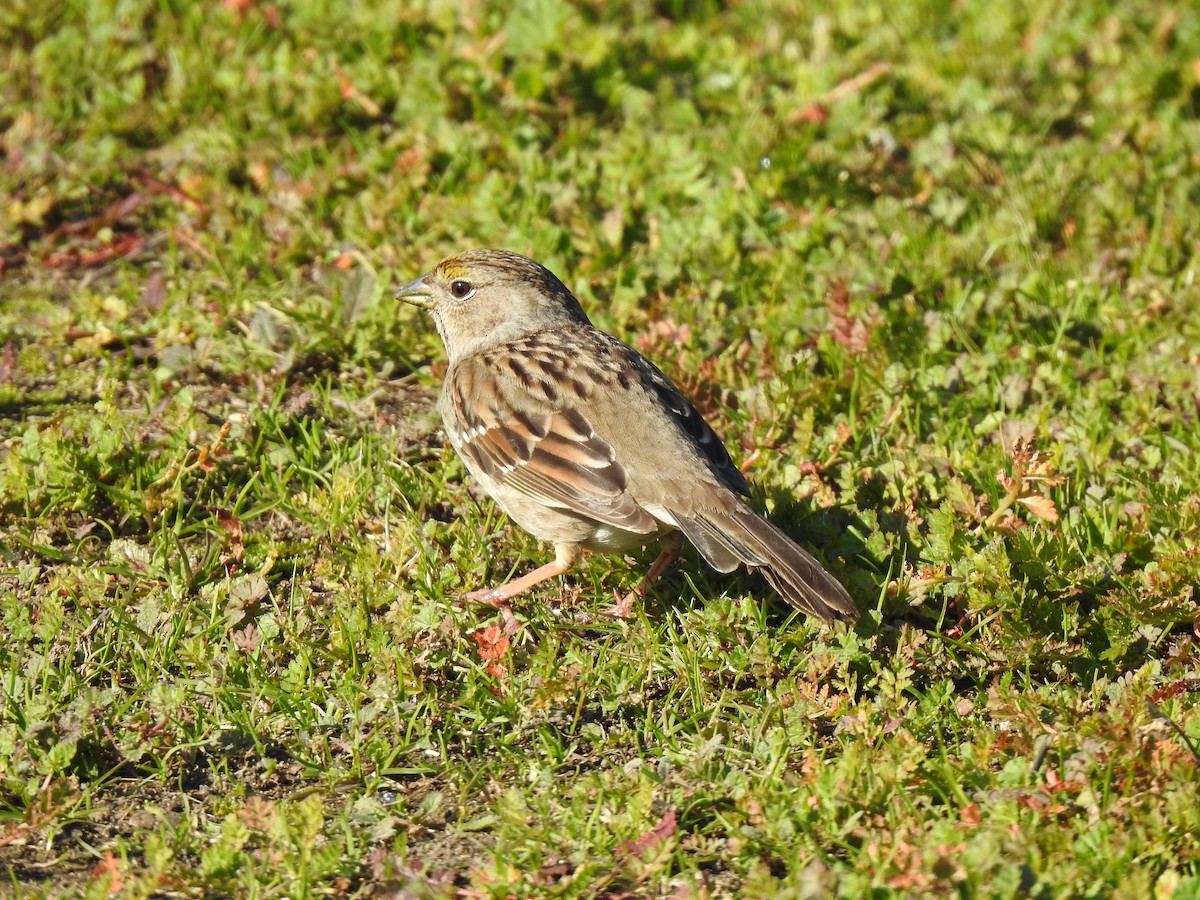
[
  {"x1": 463, "y1": 588, "x2": 522, "y2": 635},
  {"x1": 605, "y1": 588, "x2": 639, "y2": 619},
  {"x1": 464, "y1": 585, "x2": 509, "y2": 604}
]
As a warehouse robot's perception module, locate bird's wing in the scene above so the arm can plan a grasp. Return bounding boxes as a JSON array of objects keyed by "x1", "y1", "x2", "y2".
[
  {"x1": 446, "y1": 353, "x2": 661, "y2": 535},
  {"x1": 613, "y1": 340, "x2": 752, "y2": 498}
]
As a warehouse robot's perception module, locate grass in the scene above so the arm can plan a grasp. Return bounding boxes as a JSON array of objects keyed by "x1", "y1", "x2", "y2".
[{"x1": 2, "y1": 0, "x2": 1199, "y2": 896}]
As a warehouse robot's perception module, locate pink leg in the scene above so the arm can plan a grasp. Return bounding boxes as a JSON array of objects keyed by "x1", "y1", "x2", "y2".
[
  {"x1": 465, "y1": 544, "x2": 583, "y2": 633},
  {"x1": 609, "y1": 532, "x2": 684, "y2": 618}
]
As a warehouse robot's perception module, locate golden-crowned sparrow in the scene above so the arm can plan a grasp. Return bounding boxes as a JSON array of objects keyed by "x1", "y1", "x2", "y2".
[{"x1": 397, "y1": 249, "x2": 856, "y2": 628}]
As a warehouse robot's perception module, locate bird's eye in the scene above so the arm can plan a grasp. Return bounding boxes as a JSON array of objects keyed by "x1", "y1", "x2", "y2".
[{"x1": 450, "y1": 280, "x2": 474, "y2": 300}]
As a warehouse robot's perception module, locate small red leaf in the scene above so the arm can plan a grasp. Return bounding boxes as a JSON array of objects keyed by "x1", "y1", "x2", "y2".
[{"x1": 616, "y1": 809, "x2": 677, "y2": 861}]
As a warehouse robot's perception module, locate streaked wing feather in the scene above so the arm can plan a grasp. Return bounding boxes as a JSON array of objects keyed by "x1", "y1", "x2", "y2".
[
  {"x1": 450, "y1": 363, "x2": 659, "y2": 534},
  {"x1": 619, "y1": 344, "x2": 751, "y2": 497}
]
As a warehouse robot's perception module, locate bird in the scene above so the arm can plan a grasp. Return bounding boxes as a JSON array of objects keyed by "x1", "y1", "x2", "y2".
[{"x1": 396, "y1": 249, "x2": 856, "y2": 630}]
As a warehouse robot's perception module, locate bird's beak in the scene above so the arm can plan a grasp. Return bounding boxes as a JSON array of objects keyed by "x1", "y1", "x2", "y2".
[{"x1": 394, "y1": 274, "x2": 434, "y2": 308}]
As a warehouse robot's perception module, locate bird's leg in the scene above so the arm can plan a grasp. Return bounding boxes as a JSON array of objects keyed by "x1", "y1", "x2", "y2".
[
  {"x1": 609, "y1": 532, "x2": 684, "y2": 618},
  {"x1": 465, "y1": 543, "x2": 583, "y2": 633}
]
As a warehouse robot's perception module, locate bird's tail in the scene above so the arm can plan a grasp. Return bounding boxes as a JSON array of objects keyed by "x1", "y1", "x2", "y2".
[{"x1": 674, "y1": 501, "x2": 857, "y2": 621}]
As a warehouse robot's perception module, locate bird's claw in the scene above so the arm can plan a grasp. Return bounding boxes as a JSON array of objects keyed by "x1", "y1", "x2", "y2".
[
  {"x1": 605, "y1": 588, "x2": 638, "y2": 619},
  {"x1": 462, "y1": 588, "x2": 522, "y2": 635}
]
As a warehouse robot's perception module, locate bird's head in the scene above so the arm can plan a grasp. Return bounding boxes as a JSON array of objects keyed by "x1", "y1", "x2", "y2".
[{"x1": 396, "y1": 249, "x2": 590, "y2": 361}]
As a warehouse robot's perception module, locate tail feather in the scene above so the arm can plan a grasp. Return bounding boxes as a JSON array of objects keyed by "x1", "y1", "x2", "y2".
[
  {"x1": 675, "y1": 515, "x2": 759, "y2": 573},
  {"x1": 676, "y1": 502, "x2": 856, "y2": 622}
]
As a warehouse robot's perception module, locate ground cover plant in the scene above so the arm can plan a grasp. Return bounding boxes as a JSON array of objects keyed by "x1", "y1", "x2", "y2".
[{"x1": 2, "y1": 0, "x2": 1199, "y2": 896}]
